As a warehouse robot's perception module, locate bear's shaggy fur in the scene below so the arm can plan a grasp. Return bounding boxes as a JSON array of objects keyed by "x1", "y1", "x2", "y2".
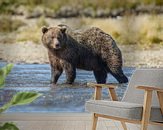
[{"x1": 41, "y1": 25, "x2": 128, "y2": 84}]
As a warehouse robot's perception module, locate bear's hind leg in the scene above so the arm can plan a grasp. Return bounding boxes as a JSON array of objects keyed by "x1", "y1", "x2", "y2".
[
  {"x1": 109, "y1": 67, "x2": 128, "y2": 83},
  {"x1": 93, "y1": 70, "x2": 107, "y2": 84}
]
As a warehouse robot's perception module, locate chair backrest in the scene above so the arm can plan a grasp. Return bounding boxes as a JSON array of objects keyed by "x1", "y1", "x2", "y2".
[{"x1": 122, "y1": 69, "x2": 163, "y2": 107}]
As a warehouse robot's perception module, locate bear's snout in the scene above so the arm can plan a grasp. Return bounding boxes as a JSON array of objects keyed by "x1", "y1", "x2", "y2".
[
  {"x1": 53, "y1": 38, "x2": 61, "y2": 49},
  {"x1": 55, "y1": 43, "x2": 60, "y2": 48}
]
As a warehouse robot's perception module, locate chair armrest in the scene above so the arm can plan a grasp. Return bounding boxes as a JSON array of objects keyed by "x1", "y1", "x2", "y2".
[
  {"x1": 87, "y1": 82, "x2": 118, "y2": 101},
  {"x1": 136, "y1": 86, "x2": 163, "y2": 92},
  {"x1": 87, "y1": 82, "x2": 118, "y2": 89}
]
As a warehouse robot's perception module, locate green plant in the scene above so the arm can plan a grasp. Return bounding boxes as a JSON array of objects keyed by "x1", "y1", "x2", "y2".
[
  {"x1": 0, "y1": 122, "x2": 19, "y2": 130},
  {"x1": 0, "y1": 64, "x2": 13, "y2": 87},
  {"x1": 0, "y1": 64, "x2": 42, "y2": 130}
]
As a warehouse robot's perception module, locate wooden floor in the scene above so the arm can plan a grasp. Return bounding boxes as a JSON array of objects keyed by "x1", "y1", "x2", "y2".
[{"x1": 0, "y1": 113, "x2": 141, "y2": 130}]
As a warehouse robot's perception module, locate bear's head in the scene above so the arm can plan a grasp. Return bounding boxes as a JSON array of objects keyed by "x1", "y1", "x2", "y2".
[{"x1": 41, "y1": 26, "x2": 67, "y2": 50}]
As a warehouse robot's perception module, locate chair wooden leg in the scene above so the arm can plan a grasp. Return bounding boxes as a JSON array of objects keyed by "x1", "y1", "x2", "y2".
[
  {"x1": 121, "y1": 121, "x2": 127, "y2": 130},
  {"x1": 157, "y1": 91, "x2": 163, "y2": 114},
  {"x1": 141, "y1": 90, "x2": 152, "y2": 130},
  {"x1": 109, "y1": 88, "x2": 118, "y2": 101},
  {"x1": 92, "y1": 113, "x2": 98, "y2": 130}
]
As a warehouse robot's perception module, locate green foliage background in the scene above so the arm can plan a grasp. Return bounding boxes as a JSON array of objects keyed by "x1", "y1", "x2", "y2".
[{"x1": 0, "y1": 0, "x2": 163, "y2": 14}]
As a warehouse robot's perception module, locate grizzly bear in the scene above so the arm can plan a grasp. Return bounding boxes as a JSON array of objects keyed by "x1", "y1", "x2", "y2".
[{"x1": 41, "y1": 25, "x2": 128, "y2": 84}]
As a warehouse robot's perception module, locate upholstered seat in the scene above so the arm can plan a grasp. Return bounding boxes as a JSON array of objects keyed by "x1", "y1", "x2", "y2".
[{"x1": 86, "y1": 100, "x2": 163, "y2": 122}]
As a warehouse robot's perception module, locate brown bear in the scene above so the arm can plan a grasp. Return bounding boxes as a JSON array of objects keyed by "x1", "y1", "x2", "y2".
[{"x1": 41, "y1": 25, "x2": 128, "y2": 84}]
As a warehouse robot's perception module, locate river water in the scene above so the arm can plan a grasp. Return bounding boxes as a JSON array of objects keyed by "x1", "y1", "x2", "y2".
[{"x1": 0, "y1": 61, "x2": 135, "y2": 113}]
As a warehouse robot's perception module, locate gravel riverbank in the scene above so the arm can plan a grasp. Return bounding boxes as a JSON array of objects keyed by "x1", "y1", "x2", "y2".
[{"x1": 0, "y1": 42, "x2": 163, "y2": 67}]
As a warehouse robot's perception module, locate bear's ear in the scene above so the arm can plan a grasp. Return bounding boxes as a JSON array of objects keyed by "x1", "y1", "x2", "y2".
[
  {"x1": 60, "y1": 27, "x2": 66, "y2": 33},
  {"x1": 42, "y1": 26, "x2": 48, "y2": 34}
]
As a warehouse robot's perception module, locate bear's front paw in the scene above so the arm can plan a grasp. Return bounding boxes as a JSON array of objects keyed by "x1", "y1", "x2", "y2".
[
  {"x1": 66, "y1": 80, "x2": 73, "y2": 84},
  {"x1": 50, "y1": 80, "x2": 57, "y2": 84}
]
